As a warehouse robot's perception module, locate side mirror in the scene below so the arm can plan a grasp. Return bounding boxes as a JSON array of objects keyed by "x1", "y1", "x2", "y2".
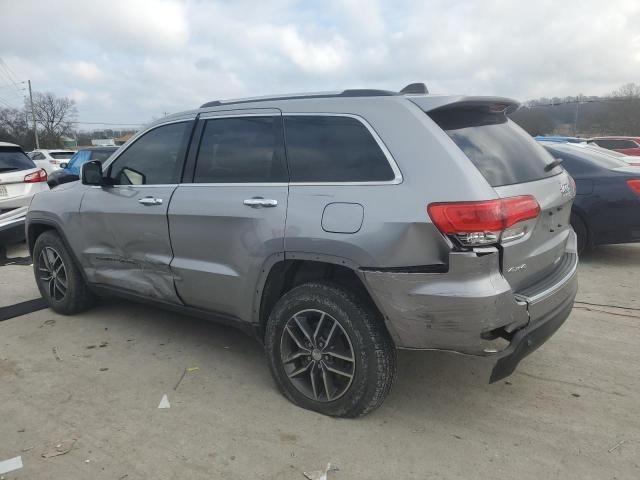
[
  {"x1": 81, "y1": 160, "x2": 104, "y2": 186},
  {"x1": 59, "y1": 162, "x2": 68, "y2": 169}
]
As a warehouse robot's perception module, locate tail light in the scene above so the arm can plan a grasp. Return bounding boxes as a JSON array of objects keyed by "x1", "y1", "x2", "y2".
[
  {"x1": 627, "y1": 179, "x2": 640, "y2": 195},
  {"x1": 24, "y1": 169, "x2": 47, "y2": 183},
  {"x1": 427, "y1": 195, "x2": 541, "y2": 246}
]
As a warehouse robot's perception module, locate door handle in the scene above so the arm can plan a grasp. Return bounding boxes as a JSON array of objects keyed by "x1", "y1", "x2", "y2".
[
  {"x1": 243, "y1": 198, "x2": 278, "y2": 208},
  {"x1": 138, "y1": 196, "x2": 163, "y2": 206}
]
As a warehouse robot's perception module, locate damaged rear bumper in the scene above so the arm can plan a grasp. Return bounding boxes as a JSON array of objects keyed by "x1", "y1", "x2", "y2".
[{"x1": 362, "y1": 233, "x2": 578, "y2": 379}]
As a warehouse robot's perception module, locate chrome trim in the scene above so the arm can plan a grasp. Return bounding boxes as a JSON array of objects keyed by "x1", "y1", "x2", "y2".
[
  {"x1": 186, "y1": 112, "x2": 402, "y2": 186},
  {"x1": 198, "y1": 110, "x2": 281, "y2": 120},
  {"x1": 243, "y1": 198, "x2": 278, "y2": 207},
  {"x1": 285, "y1": 113, "x2": 403, "y2": 186}
]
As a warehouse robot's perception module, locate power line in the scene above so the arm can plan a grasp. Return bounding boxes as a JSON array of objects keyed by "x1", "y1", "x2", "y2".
[{"x1": 0, "y1": 58, "x2": 25, "y2": 100}]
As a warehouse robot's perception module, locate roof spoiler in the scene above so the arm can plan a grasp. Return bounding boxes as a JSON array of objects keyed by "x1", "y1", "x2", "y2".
[{"x1": 410, "y1": 96, "x2": 520, "y2": 115}]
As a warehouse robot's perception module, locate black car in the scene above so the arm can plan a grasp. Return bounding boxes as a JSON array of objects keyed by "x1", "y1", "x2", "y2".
[
  {"x1": 47, "y1": 146, "x2": 118, "y2": 188},
  {"x1": 542, "y1": 142, "x2": 640, "y2": 253}
]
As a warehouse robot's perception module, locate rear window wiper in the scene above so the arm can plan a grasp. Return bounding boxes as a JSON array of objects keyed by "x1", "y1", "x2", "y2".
[{"x1": 544, "y1": 158, "x2": 563, "y2": 172}]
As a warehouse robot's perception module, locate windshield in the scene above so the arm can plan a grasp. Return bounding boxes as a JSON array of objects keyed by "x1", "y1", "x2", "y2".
[
  {"x1": 50, "y1": 151, "x2": 75, "y2": 160},
  {"x1": 0, "y1": 147, "x2": 36, "y2": 173},
  {"x1": 429, "y1": 108, "x2": 562, "y2": 187}
]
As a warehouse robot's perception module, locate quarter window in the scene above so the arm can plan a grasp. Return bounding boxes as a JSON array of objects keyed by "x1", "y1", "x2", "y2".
[
  {"x1": 194, "y1": 116, "x2": 287, "y2": 183},
  {"x1": 108, "y1": 122, "x2": 190, "y2": 185},
  {"x1": 284, "y1": 115, "x2": 395, "y2": 182}
]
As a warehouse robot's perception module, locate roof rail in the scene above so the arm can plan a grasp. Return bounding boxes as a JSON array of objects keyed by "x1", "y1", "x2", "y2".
[
  {"x1": 399, "y1": 83, "x2": 429, "y2": 94},
  {"x1": 199, "y1": 89, "x2": 397, "y2": 108}
]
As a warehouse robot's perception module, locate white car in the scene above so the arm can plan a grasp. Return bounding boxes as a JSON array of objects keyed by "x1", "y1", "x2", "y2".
[
  {"x1": 28, "y1": 149, "x2": 77, "y2": 173},
  {"x1": 1, "y1": 142, "x2": 49, "y2": 243}
]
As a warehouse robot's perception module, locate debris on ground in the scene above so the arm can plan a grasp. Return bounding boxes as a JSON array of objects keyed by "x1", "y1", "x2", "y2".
[
  {"x1": 52, "y1": 346, "x2": 62, "y2": 361},
  {"x1": 174, "y1": 367, "x2": 199, "y2": 391},
  {"x1": 608, "y1": 440, "x2": 626, "y2": 453},
  {"x1": 99, "y1": 368, "x2": 109, "y2": 372},
  {"x1": 303, "y1": 463, "x2": 338, "y2": 480},
  {"x1": 158, "y1": 394, "x2": 171, "y2": 409},
  {"x1": 0, "y1": 456, "x2": 23, "y2": 475},
  {"x1": 41, "y1": 439, "x2": 77, "y2": 458},
  {"x1": 99, "y1": 342, "x2": 108, "y2": 348}
]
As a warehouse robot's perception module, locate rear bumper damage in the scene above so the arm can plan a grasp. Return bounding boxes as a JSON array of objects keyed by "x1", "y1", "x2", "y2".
[{"x1": 362, "y1": 231, "x2": 578, "y2": 380}]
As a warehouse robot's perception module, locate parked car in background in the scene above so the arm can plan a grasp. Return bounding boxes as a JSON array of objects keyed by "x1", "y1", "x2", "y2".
[
  {"x1": 534, "y1": 135, "x2": 586, "y2": 143},
  {"x1": 0, "y1": 142, "x2": 49, "y2": 244},
  {"x1": 47, "y1": 146, "x2": 118, "y2": 188},
  {"x1": 27, "y1": 86, "x2": 578, "y2": 417},
  {"x1": 588, "y1": 137, "x2": 640, "y2": 156},
  {"x1": 537, "y1": 138, "x2": 640, "y2": 167},
  {"x1": 28, "y1": 149, "x2": 77, "y2": 173},
  {"x1": 541, "y1": 142, "x2": 640, "y2": 253}
]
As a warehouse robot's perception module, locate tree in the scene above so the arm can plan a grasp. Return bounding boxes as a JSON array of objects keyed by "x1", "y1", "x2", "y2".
[
  {"x1": 510, "y1": 107, "x2": 555, "y2": 136},
  {"x1": 26, "y1": 92, "x2": 77, "y2": 148},
  {"x1": 611, "y1": 83, "x2": 640, "y2": 98},
  {"x1": 0, "y1": 107, "x2": 35, "y2": 149}
]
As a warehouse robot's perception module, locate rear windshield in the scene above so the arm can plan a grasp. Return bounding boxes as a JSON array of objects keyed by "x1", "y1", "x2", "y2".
[
  {"x1": 0, "y1": 147, "x2": 36, "y2": 172},
  {"x1": 50, "y1": 151, "x2": 75, "y2": 160},
  {"x1": 429, "y1": 108, "x2": 561, "y2": 187}
]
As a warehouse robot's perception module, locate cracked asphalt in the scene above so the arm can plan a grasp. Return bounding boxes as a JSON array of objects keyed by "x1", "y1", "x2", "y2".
[{"x1": 0, "y1": 241, "x2": 638, "y2": 479}]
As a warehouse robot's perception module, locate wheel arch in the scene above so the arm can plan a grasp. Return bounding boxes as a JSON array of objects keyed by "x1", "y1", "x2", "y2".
[
  {"x1": 255, "y1": 252, "x2": 397, "y2": 345},
  {"x1": 27, "y1": 219, "x2": 89, "y2": 282}
]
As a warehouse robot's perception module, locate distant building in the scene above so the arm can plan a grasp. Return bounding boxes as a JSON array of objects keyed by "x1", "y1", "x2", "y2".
[
  {"x1": 60, "y1": 136, "x2": 77, "y2": 148},
  {"x1": 91, "y1": 138, "x2": 116, "y2": 146}
]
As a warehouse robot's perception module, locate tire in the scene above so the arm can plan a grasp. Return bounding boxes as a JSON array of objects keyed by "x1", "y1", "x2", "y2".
[
  {"x1": 265, "y1": 282, "x2": 396, "y2": 418},
  {"x1": 570, "y1": 213, "x2": 590, "y2": 255},
  {"x1": 33, "y1": 230, "x2": 96, "y2": 315}
]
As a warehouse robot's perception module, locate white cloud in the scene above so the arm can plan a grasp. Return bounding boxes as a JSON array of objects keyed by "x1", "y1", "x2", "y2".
[
  {"x1": 63, "y1": 62, "x2": 106, "y2": 82},
  {"x1": 0, "y1": 0, "x2": 638, "y2": 126}
]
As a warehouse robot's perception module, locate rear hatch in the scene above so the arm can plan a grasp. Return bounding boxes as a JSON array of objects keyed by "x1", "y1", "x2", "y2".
[
  {"x1": 418, "y1": 98, "x2": 574, "y2": 292},
  {"x1": 0, "y1": 146, "x2": 39, "y2": 201}
]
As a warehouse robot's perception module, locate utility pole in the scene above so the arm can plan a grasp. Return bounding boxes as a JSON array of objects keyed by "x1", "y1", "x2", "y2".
[{"x1": 28, "y1": 80, "x2": 39, "y2": 148}]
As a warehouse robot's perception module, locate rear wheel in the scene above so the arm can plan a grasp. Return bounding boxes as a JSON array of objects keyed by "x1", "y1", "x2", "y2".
[
  {"x1": 33, "y1": 231, "x2": 95, "y2": 314},
  {"x1": 570, "y1": 213, "x2": 590, "y2": 255},
  {"x1": 265, "y1": 282, "x2": 396, "y2": 418}
]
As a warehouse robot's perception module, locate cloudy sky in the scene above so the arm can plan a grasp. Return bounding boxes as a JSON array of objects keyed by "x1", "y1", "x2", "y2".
[{"x1": 0, "y1": 0, "x2": 639, "y2": 128}]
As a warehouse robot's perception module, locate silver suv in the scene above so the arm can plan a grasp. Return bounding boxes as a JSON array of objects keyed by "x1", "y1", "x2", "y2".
[{"x1": 26, "y1": 85, "x2": 578, "y2": 417}]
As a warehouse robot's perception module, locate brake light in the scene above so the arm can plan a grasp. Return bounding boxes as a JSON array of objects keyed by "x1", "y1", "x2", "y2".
[
  {"x1": 627, "y1": 179, "x2": 640, "y2": 195},
  {"x1": 24, "y1": 169, "x2": 47, "y2": 183},
  {"x1": 427, "y1": 195, "x2": 540, "y2": 246}
]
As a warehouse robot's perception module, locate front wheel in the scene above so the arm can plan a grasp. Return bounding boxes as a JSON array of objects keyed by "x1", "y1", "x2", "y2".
[
  {"x1": 33, "y1": 230, "x2": 95, "y2": 315},
  {"x1": 265, "y1": 282, "x2": 396, "y2": 418}
]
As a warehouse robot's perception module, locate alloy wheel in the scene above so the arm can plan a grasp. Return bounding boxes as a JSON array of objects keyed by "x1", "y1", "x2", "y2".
[
  {"x1": 38, "y1": 246, "x2": 68, "y2": 301},
  {"x1": 280, "y1": 309, "x2": 355, "y2": 402}
]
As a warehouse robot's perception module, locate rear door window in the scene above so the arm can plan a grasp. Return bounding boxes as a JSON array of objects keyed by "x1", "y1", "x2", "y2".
[
  {"x1": 284, "y1": 115, "x2": 395, "y2": 182},
  {"x1": 194, "y1": 116, "x2": 287, "y2": 183},
  {"x1": 429, "y1": 108, "x2": 561, "y2": 187},
  {"x1": 0, "y1": 147, "x2": 36, "y2": 172}
]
